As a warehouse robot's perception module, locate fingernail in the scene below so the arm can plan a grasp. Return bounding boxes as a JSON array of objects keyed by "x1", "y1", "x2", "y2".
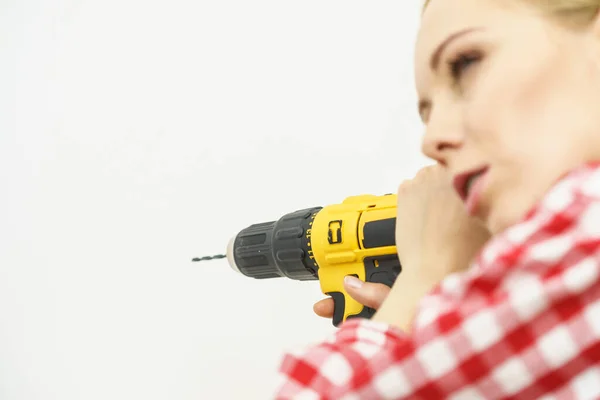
[{"x1": 344, "y1": 276, "x2": 363, "y2": 289}]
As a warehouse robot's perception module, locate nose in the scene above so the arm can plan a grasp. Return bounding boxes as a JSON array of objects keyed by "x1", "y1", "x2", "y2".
[{"x1": 421, "y1": 116, "x2": 464, "y2": 166}]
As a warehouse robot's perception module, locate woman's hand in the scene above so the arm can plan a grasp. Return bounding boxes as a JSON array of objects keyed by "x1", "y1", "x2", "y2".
[
  {"x1": 371, "y1": 165, "x2": 491, "y2": 331},
  {"x1": 395, "y1": 165, "x2": 490, "y2": 282}
]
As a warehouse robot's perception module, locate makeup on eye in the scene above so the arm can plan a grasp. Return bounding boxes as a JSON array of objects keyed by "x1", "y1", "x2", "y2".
[
  {"x1": 417, "y1": 29, "x2": 485, "y2": 122},
  {"x1": 447, "y1": 50, "x2": 482, "y2": 82}
]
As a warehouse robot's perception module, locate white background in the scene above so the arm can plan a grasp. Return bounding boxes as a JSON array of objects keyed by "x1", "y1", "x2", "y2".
[{"x1": 0, "y1": 1, "x2": 429, "y2": 398}]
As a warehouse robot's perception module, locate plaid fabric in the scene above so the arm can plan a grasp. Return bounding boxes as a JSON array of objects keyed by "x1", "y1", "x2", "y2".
[{"x1": 274, "y1": 162, "x2": 600, "y2": 399}]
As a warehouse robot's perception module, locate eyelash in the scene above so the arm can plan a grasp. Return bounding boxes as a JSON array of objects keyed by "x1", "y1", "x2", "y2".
[{"x1": 447, "y1": 51, "x2": 481, "y2": 83}]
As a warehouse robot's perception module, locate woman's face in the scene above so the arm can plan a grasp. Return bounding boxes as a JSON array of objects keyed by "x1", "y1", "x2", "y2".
[{"x1": 414, "y1": 0, "x2": 600, "y2": 234}]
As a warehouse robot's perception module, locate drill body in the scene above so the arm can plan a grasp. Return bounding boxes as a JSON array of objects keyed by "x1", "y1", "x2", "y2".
[{"x1": 226, "y1": 194, "x2": 401, "y2": 327}]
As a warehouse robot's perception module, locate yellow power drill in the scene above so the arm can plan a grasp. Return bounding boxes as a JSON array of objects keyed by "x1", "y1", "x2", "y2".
[{"x1": 195, "y1": 194, "x2": 401, "y2": 327}]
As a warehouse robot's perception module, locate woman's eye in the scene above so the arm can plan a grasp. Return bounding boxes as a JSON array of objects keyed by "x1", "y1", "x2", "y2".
[{"x1": 448, "y1": 52, "x2": 481, "y2": 82}]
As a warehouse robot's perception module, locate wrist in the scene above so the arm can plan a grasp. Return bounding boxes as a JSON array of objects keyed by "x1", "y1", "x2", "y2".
[{"x1": 372, "y1": 276, "x2": 432, "y2": 332}]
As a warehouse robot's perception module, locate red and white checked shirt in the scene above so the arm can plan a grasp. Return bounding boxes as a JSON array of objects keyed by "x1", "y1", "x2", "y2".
[{"x1": 275, "y1": 161, "x2": 600, "y2": 399}]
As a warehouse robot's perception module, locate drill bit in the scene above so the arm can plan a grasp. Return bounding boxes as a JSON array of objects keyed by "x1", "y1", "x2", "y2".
[{"x1": 191, "y1": 254, "x2": 226, "y2": 262}]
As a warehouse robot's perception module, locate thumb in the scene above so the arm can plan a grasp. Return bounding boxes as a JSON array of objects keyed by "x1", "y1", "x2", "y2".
[{"x1": 343, "y1": 276, "x2": 391, "y2": 310}]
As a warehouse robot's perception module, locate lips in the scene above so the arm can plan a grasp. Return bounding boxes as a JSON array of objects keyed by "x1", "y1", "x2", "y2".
[{"x1": 453, "y1": 166, "x2": 489, "y2": 203}]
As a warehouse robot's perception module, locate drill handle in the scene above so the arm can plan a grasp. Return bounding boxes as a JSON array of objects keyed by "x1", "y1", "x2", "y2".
[{"x1": 324, "y1": 254, "x2": 401, "y2": 327}]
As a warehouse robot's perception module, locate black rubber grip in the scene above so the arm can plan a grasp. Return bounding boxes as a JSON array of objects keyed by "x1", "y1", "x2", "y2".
[{"x1": 362, "y1": 218, "x2": 396, "y2": 249}]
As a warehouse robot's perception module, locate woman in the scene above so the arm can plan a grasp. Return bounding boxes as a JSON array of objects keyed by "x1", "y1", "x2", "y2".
[{"x1": 275, "y1": 0, "x2": 600, "y2": 398}]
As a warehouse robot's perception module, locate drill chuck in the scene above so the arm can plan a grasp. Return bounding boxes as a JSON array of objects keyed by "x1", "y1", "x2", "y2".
[
  {"x1": 225, "y1": 194, "x2": 402, "y2": 327},
  {"x1": 226, "y1": 207, "x2": 322, "y2": 281}
]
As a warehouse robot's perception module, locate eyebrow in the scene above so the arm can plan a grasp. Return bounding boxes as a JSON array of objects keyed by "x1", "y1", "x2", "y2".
[
  {"x1": 418, "y1": 27, "x2": 483, "y2": 122},
  {"x1": 430, "y1": 27, "x2": 483, "y2": 70}
]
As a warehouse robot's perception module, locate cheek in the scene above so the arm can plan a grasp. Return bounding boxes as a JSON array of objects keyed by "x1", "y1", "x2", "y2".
[
  {"x1": 463, "y1": 51, "x2": 570, "y2": 165},
  {"x1": 461, "y1": 78, "x2": 523, "y2": 163}
]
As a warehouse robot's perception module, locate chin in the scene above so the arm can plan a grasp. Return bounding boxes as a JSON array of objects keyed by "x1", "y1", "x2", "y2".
[
  {"x1": 485, "y1": 196, "x2": 532, "y2": 236},
  {"x1": 484, "y1": 215, "x2": 504, "y2": 236},
  {"x1": 485, "y1": 213, "x2": 516, "y2": 236}
]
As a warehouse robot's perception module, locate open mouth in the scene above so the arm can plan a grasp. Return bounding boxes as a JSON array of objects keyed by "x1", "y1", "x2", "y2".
[{"x1": 453, "y1": 166, "x2": 489, "y2": 202}]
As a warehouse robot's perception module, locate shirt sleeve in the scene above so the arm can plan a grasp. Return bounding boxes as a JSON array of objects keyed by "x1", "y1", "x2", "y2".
[{"x1": 274, "y1": 165, "x2": 600, "y2": 399}]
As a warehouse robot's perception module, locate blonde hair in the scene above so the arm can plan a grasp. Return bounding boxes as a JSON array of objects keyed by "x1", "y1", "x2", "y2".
[{"x1": 423, "y1": 0, "x2": 600, "y2": 28}]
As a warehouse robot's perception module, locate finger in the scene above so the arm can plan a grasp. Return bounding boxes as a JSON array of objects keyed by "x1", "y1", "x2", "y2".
[
  {"x1": 416, "y1": 165, "x2": 431, "y2": 177},
  {"x1": 397, "y1": 179, "x2": 412, "y2": 193},
  {"x1": 343, "y1": 277, "x2": 391, "y2": 310},
  {"x1": 313, "y1": 298, "x2": 334, "y2": 318}
]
